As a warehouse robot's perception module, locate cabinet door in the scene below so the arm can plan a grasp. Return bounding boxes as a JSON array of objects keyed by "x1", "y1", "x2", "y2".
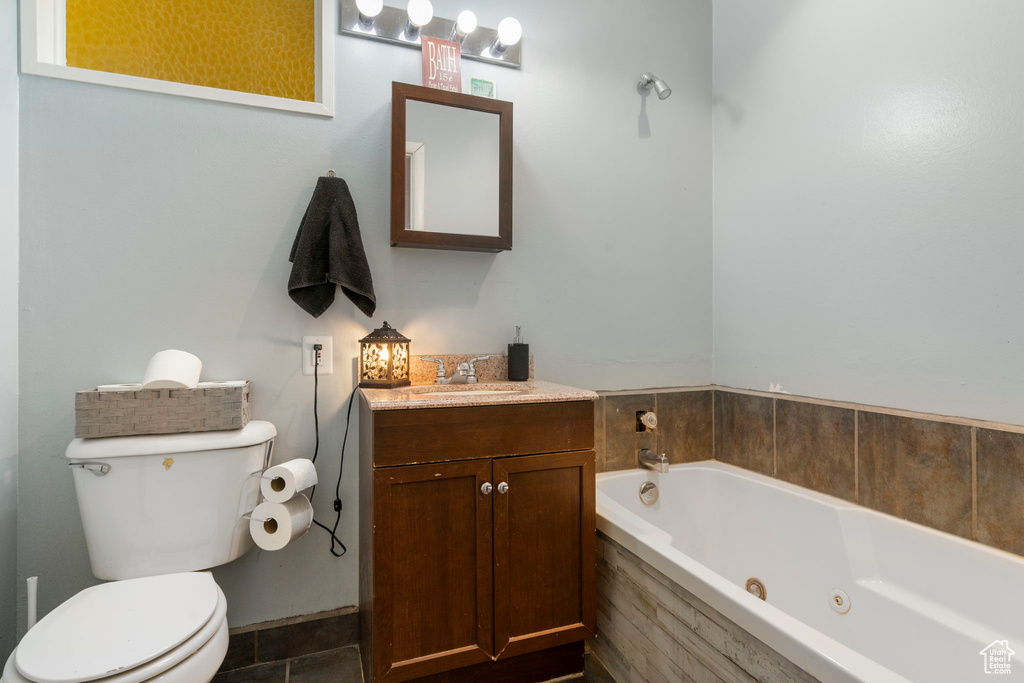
[
  {"x1": 373, "y1": 460, "x2": 494, "y2": 682},
  {"x1": 492, "y1": 451, "x2": 596, "y2": 659}
]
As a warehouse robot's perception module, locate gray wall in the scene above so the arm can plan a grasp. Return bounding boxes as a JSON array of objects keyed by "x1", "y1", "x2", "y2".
[
  {"x1": 18, "y1": 0, "x2": 712, "y2": 631},
  {"x1": 1, "y1": 0, "x2": 19, "y2": 661},
  {"x1": 712, "y1": 0, "x2": 1024, "y2": 424}
]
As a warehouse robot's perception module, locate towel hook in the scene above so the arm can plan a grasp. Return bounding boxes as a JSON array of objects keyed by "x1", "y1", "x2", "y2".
[{"x1": 327, "y1": 169, "x2": 336, "y2": 177}]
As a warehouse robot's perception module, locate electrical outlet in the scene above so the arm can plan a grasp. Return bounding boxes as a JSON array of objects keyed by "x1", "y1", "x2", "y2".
[{"x1": 302, "y1": 336, "x2": 333, "y2": 376}]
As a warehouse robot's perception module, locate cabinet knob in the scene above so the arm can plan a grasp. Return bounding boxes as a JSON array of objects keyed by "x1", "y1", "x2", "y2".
[
  {"x1": 497, "y1": 482, "x2": 509, "y2": 494},
  {"x1": 481, "y1": 482, "x2": 493, "y2": 495}
]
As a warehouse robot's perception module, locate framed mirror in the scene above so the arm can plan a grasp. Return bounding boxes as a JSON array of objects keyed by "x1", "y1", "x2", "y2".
[{"x1": 391, "y1": 82, "x2": 513, "y2": 252}]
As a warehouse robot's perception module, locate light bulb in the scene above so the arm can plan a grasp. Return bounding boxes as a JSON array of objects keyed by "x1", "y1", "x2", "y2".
[
  {"x1": 497, "y1": 17, "x2": 522, "y2": 47},
  {"x1": 407, "y1": 0, "x2": 433, "y2": 28},
  {"x1": 456, "y1": 10, "x2": 477, "y2": 35},
  {"x1": 356, "y1": 0, "x2": 383, "y2": 19}
]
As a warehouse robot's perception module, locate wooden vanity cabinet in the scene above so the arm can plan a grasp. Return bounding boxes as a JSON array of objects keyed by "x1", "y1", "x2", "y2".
[{"x1": 359, "y1": 399, "x2": 596, "y2": 683}]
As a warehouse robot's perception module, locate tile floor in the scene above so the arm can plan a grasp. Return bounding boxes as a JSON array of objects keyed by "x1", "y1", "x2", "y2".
[{"x1": 212, "y1": 646, "x2": 614, "y2": 683}]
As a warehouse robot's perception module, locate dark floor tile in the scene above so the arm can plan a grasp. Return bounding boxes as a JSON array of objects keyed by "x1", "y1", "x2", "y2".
[
  {"x1": 211, "y1": 660, "x2": 286, "y2": 683},
  {"x1": 775, "y1": 400, "x2": 855, "y2": 501},
  {"x1": 288, "y1": 646, "x2": 363, "y2": 683},
  {"x1": 218, "y1": 631, "x2": 255, "y2": 673},
  {"x1": 858, "y1": 412, "x2": 972, "y2": 538},
  {"x1": 977, "y1": 429, "x2": 1024, "y2": 557},
  {"x1": 656, "y1": 390, "x2": 713, "y2": 464},
  {"x1": 601, "y1": 394, "x2": 655, "y2": 471},
  {"x1": 256, "y1": 612, "x2": 359, "y2": 662},
  {"x1": 714, "y1": 391, "x2": 774, "y2": 476}
]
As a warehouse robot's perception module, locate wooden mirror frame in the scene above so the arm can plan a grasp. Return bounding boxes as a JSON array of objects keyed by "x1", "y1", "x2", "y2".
[{"x1": 391, "y1": 82, "x2": 513, "y2": 252}]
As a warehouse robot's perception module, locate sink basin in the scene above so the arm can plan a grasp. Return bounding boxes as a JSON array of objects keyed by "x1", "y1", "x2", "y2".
[{"x1": 417, "y1": 389, "x2": 522, "y2": 397}]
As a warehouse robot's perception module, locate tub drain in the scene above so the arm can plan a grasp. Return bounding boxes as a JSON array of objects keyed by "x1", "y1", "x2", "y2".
[
  {"x1": 639, "y1": 481, "x2": 659, "y2": 505},
  {"x1": 745, "y1": 578, "x2": 766, "y2": 601}
]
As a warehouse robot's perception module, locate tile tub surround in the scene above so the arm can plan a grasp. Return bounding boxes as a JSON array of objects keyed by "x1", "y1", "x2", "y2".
[
  {"x1": 594, "y1": 389, "x2": 714, "y2": 473},
  {"x1": 858, "y1": 413, "x2": 972, "y2": 539},
  {"x1": 591, "y1": 535, "x2": 816, "y2": 683},
  {"x1": 775, "y1": 399, "x2": 856, "y2": 502},
  {"x1": 713, "y1": 391, "x2": 773, "y2": 476},
  {"x1": 976, "y1": 429, "x2": 1024, "y2": 557},
  {"x1": 596, "y1": 385, "x2": 1024, "y2": 560}
]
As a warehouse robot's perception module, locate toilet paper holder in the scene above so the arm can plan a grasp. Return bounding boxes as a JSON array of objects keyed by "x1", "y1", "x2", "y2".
[
  {"x1": 243, "y1": 511, "x2": 271, "y2": 524},
  {"x1": 249, "y1": 468, "x2": 276, "y2": 481},
  {"x1": 248, "y1": 439, "x2": 277, "y2": 482},
  {"x1": 245, "y1": 467, "x2": 274, "y2": 523}
]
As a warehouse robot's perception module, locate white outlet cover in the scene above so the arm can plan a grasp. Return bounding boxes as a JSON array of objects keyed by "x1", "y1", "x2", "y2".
[{"x1": 301, "y1": 336, "x2": 334, "y2": 376}]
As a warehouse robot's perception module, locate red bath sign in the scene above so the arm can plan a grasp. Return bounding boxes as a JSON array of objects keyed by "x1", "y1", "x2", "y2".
[{"x1": 422, "y1": 36, "x2": 461, "y2": 92}]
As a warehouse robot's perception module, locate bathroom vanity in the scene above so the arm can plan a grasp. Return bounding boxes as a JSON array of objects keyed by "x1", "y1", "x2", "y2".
[{"x1": 358, "y1": 382, "x2": 597, "y2": 682}]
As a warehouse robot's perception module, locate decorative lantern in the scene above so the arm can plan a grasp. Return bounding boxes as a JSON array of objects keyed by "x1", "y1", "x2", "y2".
[{"x1": 358, "y1": 322, "x2": 411, "y2": 389}]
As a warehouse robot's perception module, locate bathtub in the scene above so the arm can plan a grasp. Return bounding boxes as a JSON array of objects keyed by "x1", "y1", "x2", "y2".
[{"x1": 595, "y1": 461, "x2": 1024, "y2": 683}]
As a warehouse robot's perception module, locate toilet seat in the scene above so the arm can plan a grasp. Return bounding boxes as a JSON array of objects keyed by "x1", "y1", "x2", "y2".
[{"x1": 3, "y1": 573, "x2": 228, "y2": 683}]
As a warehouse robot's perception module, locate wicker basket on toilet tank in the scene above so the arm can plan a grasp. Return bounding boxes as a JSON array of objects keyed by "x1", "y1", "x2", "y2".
[{"x1": 74, "y1": 382, "x2": 252, "y2": 438}]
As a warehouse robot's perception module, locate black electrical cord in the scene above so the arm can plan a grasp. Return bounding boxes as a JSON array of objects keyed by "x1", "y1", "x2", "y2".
[{"x1": 307, "y1": 349, "x2": 351, "y2": 558}]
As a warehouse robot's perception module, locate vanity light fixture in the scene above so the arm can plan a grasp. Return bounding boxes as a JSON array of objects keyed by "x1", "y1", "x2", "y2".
[
  {"x1": 358, "y1": 322, "x2": 412, "y2": 389},
  {"x1": 356, "y1": 0, "x2": 384, "y2": 27},
  {"x1": 638, "y1": 72, "x2": 672, "y2": 100},
  {"x1": 339, "y1": 0, "x2": 522, "y2": 68},
  {"x1": 405, "y1": 0, "x2": 433, "y2": 39},
  {"x1": 451, "y1": 10, "x2": 477, "y2": 42},
  {"x1": 491, "y1": 17, "x2": 522, "y2": 54}
]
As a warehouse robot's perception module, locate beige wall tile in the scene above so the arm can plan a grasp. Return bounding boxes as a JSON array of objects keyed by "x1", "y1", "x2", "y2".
[
  {"x1": 602, "y1": 394, "x2": 655, "y2": 471},
  {"x1": 714, "y1": 392, "x2": 773, "y2": 476},
  {"x1": 656, "y1": 391, "x2": 713, "y2": 464},
  {"x1": 775, "y1": 400, "x2": 856, "y2": 501},
  {"x1": 858, "y1": 412, "x2": 972, "y2": 538},
  {"x1": 976, "y1": 429, "x2": 1024, "y2": 556}
]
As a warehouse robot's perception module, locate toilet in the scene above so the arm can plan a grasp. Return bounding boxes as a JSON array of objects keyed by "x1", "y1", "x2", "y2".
[{"x1": 2, "y1": 421, "x2": 277, "y2": 683}]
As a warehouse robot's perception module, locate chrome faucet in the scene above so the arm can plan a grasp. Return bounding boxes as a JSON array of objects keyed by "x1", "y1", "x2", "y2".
[
  {"x1": 639, "y1": 449, "x2": 670, "y2": 474},
  {"x1": 421, "y1": 356, "x2": 492, "y2": 385}
]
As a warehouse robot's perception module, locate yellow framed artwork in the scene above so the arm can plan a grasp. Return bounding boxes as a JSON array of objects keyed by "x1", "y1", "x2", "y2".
[{"x1": 21, "y1": 0, "x2": 334, "y2": 116}]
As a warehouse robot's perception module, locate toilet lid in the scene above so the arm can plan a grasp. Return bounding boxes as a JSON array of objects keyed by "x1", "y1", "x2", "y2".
[{"x1": 15, "y1": 573, "x2": 219, "y2": 683}]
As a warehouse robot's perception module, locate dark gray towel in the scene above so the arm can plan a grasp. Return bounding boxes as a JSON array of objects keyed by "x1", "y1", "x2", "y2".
[{"x1": 288, "y1": 176, "x2": 376, "y2": 318}]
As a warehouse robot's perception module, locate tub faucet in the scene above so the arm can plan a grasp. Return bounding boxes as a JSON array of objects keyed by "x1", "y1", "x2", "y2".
[{"x1": 639, "y1": 449, "x2": 670, "y2": 473}]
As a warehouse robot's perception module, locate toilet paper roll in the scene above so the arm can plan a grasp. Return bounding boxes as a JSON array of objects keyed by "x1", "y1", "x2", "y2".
[
  {"x1": 97, "y1": 383, "x2": 142, "y2": 392},
  {"x1": 141, "y1": 350, "x2": 203, "y2": 390},
  {"x1": 260, "y1": 459, "x2": 319, "y2": 503},
  {"x1": 249, "y1": 496, "x2": 314, "y2": 551}
]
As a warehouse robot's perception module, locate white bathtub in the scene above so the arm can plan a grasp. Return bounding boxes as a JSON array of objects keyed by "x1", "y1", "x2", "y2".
[{"x1": 596, "y1": 461, "x2": 1024, "y2": 683}]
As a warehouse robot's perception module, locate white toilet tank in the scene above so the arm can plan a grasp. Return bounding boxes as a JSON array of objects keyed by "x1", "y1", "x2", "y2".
[{"x1": 65, "y1": 421, "x2": 277, "y2": 580}]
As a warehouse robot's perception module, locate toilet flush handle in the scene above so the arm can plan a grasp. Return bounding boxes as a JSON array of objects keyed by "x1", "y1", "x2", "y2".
[{"x1": 68, "y1": 461, "x2": 111, "y2": 477}]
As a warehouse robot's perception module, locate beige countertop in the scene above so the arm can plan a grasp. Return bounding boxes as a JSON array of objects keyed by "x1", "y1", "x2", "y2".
[{"x1": 360, "y1": 380, "x2": 597, "y2": 411}]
